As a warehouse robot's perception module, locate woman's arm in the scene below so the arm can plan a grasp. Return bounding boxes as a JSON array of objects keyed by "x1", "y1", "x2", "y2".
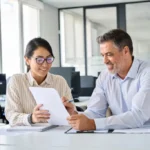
[{"x1": 5, "y1": 75, "x2": 31, "y2": 126}]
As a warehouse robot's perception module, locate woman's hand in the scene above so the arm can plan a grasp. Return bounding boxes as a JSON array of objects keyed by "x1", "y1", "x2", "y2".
[
  {"x1": 62, "y1": 97, "x2": 78, "y2": 115},
  {"x1": 32, "y1": 104, "x2": 50, "y2": 123}
]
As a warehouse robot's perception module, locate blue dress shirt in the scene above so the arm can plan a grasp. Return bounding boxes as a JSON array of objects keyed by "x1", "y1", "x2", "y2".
[{"x1": 84, "y1": 58, "x2": 150, "y2": 129}]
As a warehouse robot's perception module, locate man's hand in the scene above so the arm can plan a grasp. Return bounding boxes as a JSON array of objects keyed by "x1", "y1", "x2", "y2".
[
  {"x1": 67, "y1": 114, "x2": 96, "y2": 131},
  {"x1": 62, "y1": 97, "x2": 77, "y2": 115},
  {"x1": 32, "y1": 104, "x2": 50, "y2": 123}
]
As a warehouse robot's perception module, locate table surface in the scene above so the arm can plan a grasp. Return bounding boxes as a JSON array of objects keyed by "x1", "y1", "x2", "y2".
[
  {"x1": 0, "y1": 125, "x2": 150, "y2": 150},
  {"x1": 0, "y1": 96, "x2": 149, "y2": 150},
  {"x1": 75, "y1": 96, "x2": 89, "y2": 107},
  {"x1": 0, "y1": 96, "x2": 90, "y2": 108}
]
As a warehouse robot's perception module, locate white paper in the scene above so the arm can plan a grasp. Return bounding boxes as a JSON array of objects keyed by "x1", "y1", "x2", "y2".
[
  {"x1": 29, "y1": 87, "x2": 70, "y2": 125},
  {"x1": 113, "y1": 128, "x2": 150, "y2": 134}
]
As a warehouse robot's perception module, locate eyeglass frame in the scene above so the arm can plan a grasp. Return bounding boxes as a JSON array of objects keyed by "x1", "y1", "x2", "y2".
[{"x1": 32, "y1": 56, "x2": 55, "y2": 65}]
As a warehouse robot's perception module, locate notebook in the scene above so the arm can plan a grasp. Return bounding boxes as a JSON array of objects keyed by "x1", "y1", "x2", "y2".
[{"x1": 7, "y1": 123, "x2": 58, "y2": 132}]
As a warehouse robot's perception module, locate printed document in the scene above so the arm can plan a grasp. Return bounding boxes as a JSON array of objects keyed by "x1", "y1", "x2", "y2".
[{"x1": 29, "y1": 87, "x2": 70, "y2": 125}]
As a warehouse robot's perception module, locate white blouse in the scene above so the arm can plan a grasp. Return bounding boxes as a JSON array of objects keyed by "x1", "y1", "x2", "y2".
[{"x1": 5, "y1": 71, "x2": 72, "y2": 126}]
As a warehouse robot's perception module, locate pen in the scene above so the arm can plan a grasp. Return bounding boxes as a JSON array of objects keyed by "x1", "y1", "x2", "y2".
[
  {"x1": 108, "y1": 129, "x2": 114, "y2": 133},
  {"x1": 68, "y1": 99, "x2": 74, "y2": 103},
  {"x1": 76, "y1": 130, "x2": 94, "y2": 133}
]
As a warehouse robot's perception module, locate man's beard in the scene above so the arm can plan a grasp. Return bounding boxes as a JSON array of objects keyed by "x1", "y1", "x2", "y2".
[{"x1": 107, "y1": 63, "x2": 120, "y2": 74}]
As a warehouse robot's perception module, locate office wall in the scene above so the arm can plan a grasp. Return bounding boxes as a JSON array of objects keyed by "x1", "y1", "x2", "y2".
[{"x1": 40, "y1": 4, "x2": 60, "y2": 66}]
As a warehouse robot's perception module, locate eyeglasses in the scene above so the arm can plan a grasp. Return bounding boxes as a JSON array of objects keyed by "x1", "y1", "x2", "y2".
[{"x1": 33, "y1": 57, "x2": 54, "y2": 65}]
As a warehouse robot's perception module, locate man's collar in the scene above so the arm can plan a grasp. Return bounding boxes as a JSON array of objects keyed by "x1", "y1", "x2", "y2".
[
  {"x1": 111, "y1": 57, "x2": 140, "y2": 79},
  {"x1": 126, "y1": 58, "x2": 140, "y2": 79}
]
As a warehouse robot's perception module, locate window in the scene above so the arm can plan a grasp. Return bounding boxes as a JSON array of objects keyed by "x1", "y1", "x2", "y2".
[
  {"x1": 86, "y1": 7, "x2": 117, "y2": 76},
  {"x1": 0, "y1": 0, "x2": 40, "y2": 76},
  {"x1": 1, "y1": 0, "x2": 20, "y2": 77},
  {"x1": 23, "y1": 4, "x2": 40, "y2": 72},
  {"x1": 126, "y1": 2, "x2": 150, "y2": 62},
  {"x1": 23, "y1": 5, "x2": 40, "y2": 49},
  {"x1": 60, "y1": 9, "x2": 85, "y2": 75}
]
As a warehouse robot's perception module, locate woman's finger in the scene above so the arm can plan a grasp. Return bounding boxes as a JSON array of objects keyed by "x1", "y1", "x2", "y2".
[
  {"x1": 34, "y1": 110, "x2": 50, "y2": 115},
  {"x1": 36, "y1": 114, "x2": 50, "y2": 118},
  {"x1": 33, "y1": 104, "x2": 43, "y2": 111}
]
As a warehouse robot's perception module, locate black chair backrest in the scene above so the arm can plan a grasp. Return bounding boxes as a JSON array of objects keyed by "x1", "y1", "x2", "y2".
[
  {"x1": 80, "y1": 76, "x2": 96, "y2": 88},
  {"x1": 71, "y1": 72, "x2": 81, "y2": 98},
  {"x1": 80, "y1": 76, "x2": 97, "y2": 96},
  {"x1": 0, "y1": 74, "x2": 6, "y2": 95}
]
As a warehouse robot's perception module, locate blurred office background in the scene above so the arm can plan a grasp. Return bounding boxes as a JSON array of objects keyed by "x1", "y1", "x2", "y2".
[
  {"x1": 0, "y1": 0, "x2": 150, "y2": 122},
  {"x1": 0, "y1": 0, "x2": 149, "y2": 80}
]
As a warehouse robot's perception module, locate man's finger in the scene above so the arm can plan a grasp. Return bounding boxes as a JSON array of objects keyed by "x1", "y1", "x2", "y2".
[
  {"x1": 70, "y1": 115, "x2": 79, "y2": 119},
  {"x1": 68, "y1": 120, "x2": 76, "y2": 124},
  {"x1": 67, "y1": 116, "x2": 78, "y2": 121}
]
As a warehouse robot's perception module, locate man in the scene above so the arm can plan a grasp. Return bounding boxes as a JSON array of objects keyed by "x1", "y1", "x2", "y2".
[{"x1": 63, "y1": 29, "x2": 150, "y2": 131}]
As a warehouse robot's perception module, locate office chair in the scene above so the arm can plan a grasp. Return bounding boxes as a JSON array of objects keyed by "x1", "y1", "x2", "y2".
[
  {"x1": 0, "y1": 106, "x2": 8, "y2": 124},
  {"x1": 76, "y1": 106, "x2": 84, "y2": 112}
]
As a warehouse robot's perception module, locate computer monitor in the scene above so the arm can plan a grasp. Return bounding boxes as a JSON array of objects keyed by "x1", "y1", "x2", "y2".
[
  {"x1": 71, "y1": 71, "x2": 81, "y2": 98},
  {"x1": 0, "y1": 74, "x2": 6, "y2": 95},
  {"x1": 50, "y1": 67, "x2": 75, "y2": 87}
]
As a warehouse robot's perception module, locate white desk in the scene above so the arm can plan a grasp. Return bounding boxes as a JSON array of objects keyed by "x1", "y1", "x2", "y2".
[
  {"x1": 0, "y1": 125, "x2": 150, "y2": 150},
  {"x1": 74, "y1": 96, "x2": 89, "y2": 110}
]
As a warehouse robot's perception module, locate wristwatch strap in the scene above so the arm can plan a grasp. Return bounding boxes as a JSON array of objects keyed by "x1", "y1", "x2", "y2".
[{"x1": 28, "y1": 114, "x2": 33, "y2": 124}]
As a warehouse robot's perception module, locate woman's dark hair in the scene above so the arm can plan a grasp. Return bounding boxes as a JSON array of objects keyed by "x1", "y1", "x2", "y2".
[
  {"x1": 24, "y1": 37, "x2": 55, "y2": 72},
  {"x1": 97, "y1": 29, "x2": 133, "y2": 55}
]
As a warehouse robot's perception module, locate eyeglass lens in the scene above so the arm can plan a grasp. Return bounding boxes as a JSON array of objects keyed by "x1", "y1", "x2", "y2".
[{"x1": 36, "y1": 57, "x2": 54, "y2": 64}]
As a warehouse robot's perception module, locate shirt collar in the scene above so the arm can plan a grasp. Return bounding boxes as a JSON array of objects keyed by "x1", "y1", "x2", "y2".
[
  {"x1": 126, "y1": 58, "x2": 140, "y2": 79},
  {"x1": 27, "y1": 71, "x2": 52, "y2": 86},
  {"x1": 111, "y1": 57, "x2": 140, "y2": 79}
]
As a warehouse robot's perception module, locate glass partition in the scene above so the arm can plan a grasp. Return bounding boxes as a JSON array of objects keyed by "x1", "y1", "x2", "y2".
[
  {"x1": 126, "y1": 2, "x2": 150, "y2": 62},
  {"x1": 86, "y1": 7, "x2": 117, "y2": 76},
  {"x1": 60, "y1": 8, "x2": 85, "y2": 75}
]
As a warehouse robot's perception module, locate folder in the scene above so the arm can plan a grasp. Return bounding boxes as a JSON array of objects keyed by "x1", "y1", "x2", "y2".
[
  {"x1": 7, "y1": 123, "x2": 58, "y2": 132},
  {"x1": 65, "y1": 128, "x2": 113, "y2": 134}
]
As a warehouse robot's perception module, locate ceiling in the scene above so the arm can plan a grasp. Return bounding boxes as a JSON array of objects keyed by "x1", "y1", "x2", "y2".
[
  {"x1": 41, "y1": 0, "x2": 150, "y2": 41},
  {"x1": 60, "y1": 2, "x2": 150, "y2": 41},
  {"x1": 41, "y1": 0, "x2": 148, "y2": 8}
]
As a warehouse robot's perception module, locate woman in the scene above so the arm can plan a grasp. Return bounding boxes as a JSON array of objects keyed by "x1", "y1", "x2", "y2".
[{"x1": 5, "y1": 37, "x2": 75, "y2": 126}]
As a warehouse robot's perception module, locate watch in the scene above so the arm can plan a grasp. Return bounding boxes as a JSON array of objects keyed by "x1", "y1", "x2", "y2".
[{"x1": 28, "y1": 114, "x2": 33, "y2": 124}]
